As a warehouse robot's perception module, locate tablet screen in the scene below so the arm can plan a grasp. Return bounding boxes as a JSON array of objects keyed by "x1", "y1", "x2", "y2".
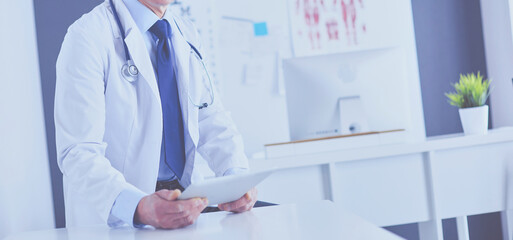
[{"x1": 178, "y1": 170, "x2": 274, "y2": 205}]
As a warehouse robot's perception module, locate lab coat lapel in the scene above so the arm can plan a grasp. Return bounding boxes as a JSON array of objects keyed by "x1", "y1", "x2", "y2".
[
  {"x1": 169, "y1": 17, "x2": 191, "y2": 130},
  {"x1": 109, "y1": 0, "x2": 193, "y2": 137},
  {"x1": 110, "y1": 0, "x2": 161, "y2": 101}
]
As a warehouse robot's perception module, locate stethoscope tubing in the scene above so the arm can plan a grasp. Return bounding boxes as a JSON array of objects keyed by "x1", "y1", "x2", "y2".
[{"x1": 109, "y1": 0, "x2": 214, "y2": 109}]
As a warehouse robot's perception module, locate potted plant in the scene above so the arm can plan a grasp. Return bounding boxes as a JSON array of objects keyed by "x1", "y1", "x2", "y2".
[{"x1": 445, "y1": 72, "x2": 491, "y2": 135}]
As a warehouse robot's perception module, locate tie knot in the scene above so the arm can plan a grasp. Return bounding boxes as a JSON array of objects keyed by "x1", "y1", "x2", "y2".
[{"x1": 149, "y1": 19, "x2": 171, "y2": 40}]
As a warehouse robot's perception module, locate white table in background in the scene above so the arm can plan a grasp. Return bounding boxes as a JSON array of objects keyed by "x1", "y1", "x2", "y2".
[
  {"x1": 256, "y1": 128, "x2": 513, "y2": 240},
  {"x1": 4, "y1": 201, "x2": 402, "y2": 240}
]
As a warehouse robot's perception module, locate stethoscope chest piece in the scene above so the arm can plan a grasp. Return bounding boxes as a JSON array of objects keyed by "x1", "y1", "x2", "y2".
[{"x1": 122, "y1": 59, "x2": 139, "y2": 83}]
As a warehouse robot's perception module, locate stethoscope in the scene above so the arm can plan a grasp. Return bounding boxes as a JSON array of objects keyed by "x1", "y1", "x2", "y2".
[{"x1": 110, "y1": 0, "x2": 214, "y2": 109}]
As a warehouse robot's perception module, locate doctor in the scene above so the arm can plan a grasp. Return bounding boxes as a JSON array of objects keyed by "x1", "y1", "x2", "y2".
[{"x1": 55, "y1": 0, "x2": 264, "y2": 229}]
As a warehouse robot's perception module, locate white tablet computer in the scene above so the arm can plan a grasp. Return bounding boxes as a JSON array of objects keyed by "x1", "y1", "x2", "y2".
[{"x1": 178, "y1": 170, "x2": 274, "y2": 205}]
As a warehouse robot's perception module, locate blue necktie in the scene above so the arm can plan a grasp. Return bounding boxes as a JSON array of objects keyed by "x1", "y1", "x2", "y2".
[{"x1": 149, "y1": 19, "x2": 186, "y2": 179}]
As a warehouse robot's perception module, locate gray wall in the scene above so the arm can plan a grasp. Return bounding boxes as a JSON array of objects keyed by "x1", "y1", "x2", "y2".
[
  {"x1": 384, "y1": 0, "x2": 501, "y2": 239},
  {"x1": 34, "y1": 0, "x2": 503, "y2": 238},
  {"x1": 33, "y1": 0, "x2": 103, "y2": 228},
  {"x1": 413, "y1": 0, "x2": 490, "y2": 136}
]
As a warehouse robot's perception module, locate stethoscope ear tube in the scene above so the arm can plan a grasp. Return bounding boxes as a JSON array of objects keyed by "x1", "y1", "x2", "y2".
[
  {"x1": 110, "y1": 0, "x2": 214, "y2": 109},
  {"x1": 110, "y1": 0, "x2": 139, "y2": 83}
]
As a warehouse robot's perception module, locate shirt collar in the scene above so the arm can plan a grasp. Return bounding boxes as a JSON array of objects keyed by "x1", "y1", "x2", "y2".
[
  {"x1": 122, "y1": 0, "x2": 164, "y2": 33},
  {"x1": 162, "y1": 8, "x2": 175, "y2": 24}
]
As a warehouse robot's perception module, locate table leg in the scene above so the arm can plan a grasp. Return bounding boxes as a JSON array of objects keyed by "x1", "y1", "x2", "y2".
[
  {"x1": 418, "y1": 219, "x2": 443, "y2": 240},
  {"x1": 456, "y1": 216, "x2": 470, "y2": 240},
  {"x1": 502, "y1": 210, "x2": 513, "y2": 240},
  {"x1": 419, "y1": 152, "x2": 443, "y2": 240},
  {"x1": 325, "y1": 163, "x2": 338, "y2": 202}
]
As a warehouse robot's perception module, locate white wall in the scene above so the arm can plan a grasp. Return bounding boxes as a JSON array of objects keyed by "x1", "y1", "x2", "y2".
[
  {"x1": 215, "y1": 0, "x2": 292, "y2": 157},
  {"x1": 0, "y1": 0, "x2": 55, "y2": 238},
  {"x1": 480, "y1": 0, "x2": 513, "y2": 128},
  {"x1": 214, "y1": 0, "x2": 425, "y2": 157}
]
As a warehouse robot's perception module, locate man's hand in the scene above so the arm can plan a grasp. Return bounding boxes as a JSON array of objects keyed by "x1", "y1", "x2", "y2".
[
  {"x1": 134, "y1": 189, "x2": 208, "y2": 229},
  {"x1": 218, "y1": 188, "x2": 257, "y2": 213}
]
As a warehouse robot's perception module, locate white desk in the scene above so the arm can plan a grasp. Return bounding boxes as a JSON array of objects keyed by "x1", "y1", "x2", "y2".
[
  {"x1": 255, "y1": 128, "x2": 513, "y2": 240},
  {"x1": 4, "y1": 201, "x2": 401, "y2": 240}
]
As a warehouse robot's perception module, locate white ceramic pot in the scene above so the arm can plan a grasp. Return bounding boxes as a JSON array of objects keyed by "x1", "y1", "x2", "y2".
[{"x1": 458, "y1": 105, "x2": 489, "y2": 135}]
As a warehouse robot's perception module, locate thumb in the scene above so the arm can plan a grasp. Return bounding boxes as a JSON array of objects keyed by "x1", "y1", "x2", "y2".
[{"x1": 156, "y1": 189, "x2": 181, "y2": 201}]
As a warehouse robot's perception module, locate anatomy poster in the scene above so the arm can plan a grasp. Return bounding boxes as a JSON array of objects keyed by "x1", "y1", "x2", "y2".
[{"x1": 289, "y1": 0, "x2": 400, "y2": 57}]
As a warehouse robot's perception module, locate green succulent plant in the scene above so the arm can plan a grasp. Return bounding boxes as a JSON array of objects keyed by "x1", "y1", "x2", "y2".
[{"x1": 445, "y1": 72, "x2": 491, "y2": 108}]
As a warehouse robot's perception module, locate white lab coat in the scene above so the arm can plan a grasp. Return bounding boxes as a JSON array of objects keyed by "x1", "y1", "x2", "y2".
[{"x1": 54, "y1": 0, "x2": 248, "y2": 227}]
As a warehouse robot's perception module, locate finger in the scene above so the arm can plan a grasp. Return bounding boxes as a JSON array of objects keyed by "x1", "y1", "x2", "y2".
[
  {"x1": 247, "y1": 188, "x2": 257, "y2": 200},
  {"x1": 230, "y1": 203, "x2": 253, "y2": 213},
  {"x1": 162, "y1": 197, "x2": 208, "y2": 214},
  {"x1": 228, "y1": 191, "x2": 257, "y2": 213},
  {"x1": 156, "y1": 189, "x2": 181, "y2": 201},
  {"x1": 158, "y1": 202, "x2": 205, "y2": 229},
  {"x1": 162, "y1": 198, "x2": 207, "y2": 219},
  {"x1": 182, "y1": 198, "x2": 208, "y2": 212},
  {"x1": 227, "y1": 191, "x2": 256, "y2": 211},
  {"x1": 220, "y1": 196, "x2": 250, "y2": 212},
  {"x1": 158, "y1": 217, "x2": 188, "y2": 229},
  {"x1": 244, "y1": 192, "x2": 252, "y2": 200},
  {"x1": 218, "y1": 188, "x2": 256, "y2": 211},
  {"x1": 184, "y1": 198, "x2": 208, "y2": 214},
  {"x1": 167, "y1": 212, "x2": 200, "y2": 229},
  {"x1": 230, "y1": 198, "x2": 256, "y2": 213},
  {"x1": 218, "y1": 201, "x2": 236, "y2": 211}
]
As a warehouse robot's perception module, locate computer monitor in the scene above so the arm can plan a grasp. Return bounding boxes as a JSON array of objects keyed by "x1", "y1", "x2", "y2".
[{"x1": 283, "y1": 48, "x2": 408, "y2": 141}]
